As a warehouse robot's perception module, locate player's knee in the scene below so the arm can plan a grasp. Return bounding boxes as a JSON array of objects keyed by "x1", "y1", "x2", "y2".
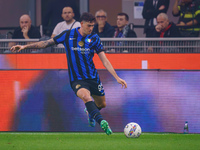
[{"x1": 81, "y1": 94, "x2": 92, "y2": 103}]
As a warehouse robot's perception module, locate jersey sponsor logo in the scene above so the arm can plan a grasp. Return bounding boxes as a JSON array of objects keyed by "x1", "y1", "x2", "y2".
[
  {"x1": 69, "y1": 38, "x2": 76, "y2": 40},
  {"x1": 75, "y1": 84, "x2": 81, "y2": 89},
  {"x1": 71, "y1": 47, "x2": 90, "y2": 54},
  {"x1": 78, "y1": 41, "x2": 84, "y2": 47}
]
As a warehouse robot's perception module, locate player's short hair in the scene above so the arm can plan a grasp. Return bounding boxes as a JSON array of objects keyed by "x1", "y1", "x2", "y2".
[
  {"x1": 79, "y1": 12, "x2": 95, "y2": 23},
  {"x1": 117, "y1": 12, "x2": 129, "y2": 21}
]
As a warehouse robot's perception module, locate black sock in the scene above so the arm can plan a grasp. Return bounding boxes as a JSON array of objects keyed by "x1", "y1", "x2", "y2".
[{"x1": 85, "y1": 101, "x2": 103, "y2": 125}]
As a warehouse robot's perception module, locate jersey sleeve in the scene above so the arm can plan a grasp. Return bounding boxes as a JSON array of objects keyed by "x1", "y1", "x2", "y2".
[
  {"x1": 94, "y1": 35, "x2": 105, "y2": 54},
  {"x1": 53, "y1": 30, "x2": 68, "y2": 45}
]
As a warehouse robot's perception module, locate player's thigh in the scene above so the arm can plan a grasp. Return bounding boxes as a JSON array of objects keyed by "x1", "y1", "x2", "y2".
[
  {"x1": 92, "y1": 95, "x2": 106, "y2": 108},
  {"x1": 77, "y1": 88, "x2": 93, "y2": 103}
]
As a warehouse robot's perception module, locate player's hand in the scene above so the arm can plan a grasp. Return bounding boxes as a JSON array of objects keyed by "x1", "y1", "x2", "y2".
[
  {"x1": 117, "y1": 77, "x2": 127, "y2": 89},
  {"x1": 10, "y1": 45, "x2": 25, "y2": 53}
]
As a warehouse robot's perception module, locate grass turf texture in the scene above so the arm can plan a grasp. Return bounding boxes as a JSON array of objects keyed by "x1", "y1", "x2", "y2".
[{"x1": 0, "y1": 132, "x2": 199, "y2": 150}]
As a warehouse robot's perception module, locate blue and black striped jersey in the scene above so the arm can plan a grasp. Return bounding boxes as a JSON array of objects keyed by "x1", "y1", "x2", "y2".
[{"x1": 53, "y1": 27, "x2": 104, "y2": 82}]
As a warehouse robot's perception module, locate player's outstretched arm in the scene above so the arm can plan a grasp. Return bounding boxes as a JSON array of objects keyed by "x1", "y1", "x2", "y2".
[
  {"x1": 98, "y1": 51, "x2": 127, "y2": 89},
  {"x1": 10, "y1": 39, "x2": 55, "y2": 53}
]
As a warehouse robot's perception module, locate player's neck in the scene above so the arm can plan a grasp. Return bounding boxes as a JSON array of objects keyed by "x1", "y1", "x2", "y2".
[{"x1": 78, "y1": 28, "x2": 87, "y2": 37}]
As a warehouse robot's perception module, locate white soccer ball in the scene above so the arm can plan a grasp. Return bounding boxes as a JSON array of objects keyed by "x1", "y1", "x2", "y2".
[{"x1": 124, "y1": 122, "x2": 142, "y2": 138}]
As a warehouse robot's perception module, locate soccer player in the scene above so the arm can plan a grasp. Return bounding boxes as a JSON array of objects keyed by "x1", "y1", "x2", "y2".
[{"x1": 10, "y1": 12, "x2": 127, "y2": 135}]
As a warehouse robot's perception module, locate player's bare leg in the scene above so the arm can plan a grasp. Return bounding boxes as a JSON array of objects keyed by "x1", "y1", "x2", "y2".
[
  {"x1": 77, "y1": 88, "x2": 96, "y2": 127},
  {"x1": 84, "y1": 95, "x2": 106, "y2": 127},
  {"x1": 77, "y1": 88, "x2": 112, "y2": 135},
  {"x1": 92, "y1": 95, "x2": 106, "y2": 109}
]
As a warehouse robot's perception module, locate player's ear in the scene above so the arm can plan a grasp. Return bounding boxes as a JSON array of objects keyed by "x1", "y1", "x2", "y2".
[{"x1": 80, "y1": 21, "x2": 84, "y2": 26}]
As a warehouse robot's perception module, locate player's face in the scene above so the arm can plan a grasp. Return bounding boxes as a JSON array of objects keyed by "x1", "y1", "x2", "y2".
[
  {"x1": 19, "y1": 15, "x2": 31, "y2": 30},
  {"x1": 62, "y1": 7, "x2": 74, "y2": 23},
  {"x1": 81, "y1": 21, "x2": 95, "y2": 36},
  {"x1": 157, "y1": 16, "x2": 169, "y2": 31},
  {"x1": 117, "y1": 15, "x2": 128, "y2": 29}
]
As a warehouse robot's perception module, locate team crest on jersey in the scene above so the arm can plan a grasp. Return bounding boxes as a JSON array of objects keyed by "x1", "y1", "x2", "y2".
[
  {"x1": 78, "y1": 41, "x2": 84, "y2": 47},
  {"x1": 75, "y1": 84, "x2": 81, "y2": 89}
]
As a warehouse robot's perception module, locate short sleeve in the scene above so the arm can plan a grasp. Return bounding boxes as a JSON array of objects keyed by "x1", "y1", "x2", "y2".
[
  {"x1": 94, "y1": 35, "x2": 104, "y2": 54},
  {"x1": 53, "y1": 30, "x2": 68, "y2": 45}
]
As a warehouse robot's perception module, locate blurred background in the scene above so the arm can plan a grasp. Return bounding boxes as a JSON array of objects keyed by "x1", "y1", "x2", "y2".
[{"x1": 0, "y1": 0, "x2": 178, "y2": 37}]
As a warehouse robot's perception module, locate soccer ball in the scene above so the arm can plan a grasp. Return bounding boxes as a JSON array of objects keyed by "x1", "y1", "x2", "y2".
[{"x1": 124, "y1": 122, "x2": 142, "y2": 138}]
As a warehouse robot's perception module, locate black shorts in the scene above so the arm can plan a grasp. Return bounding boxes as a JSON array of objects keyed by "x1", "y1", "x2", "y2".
[{"x1": 70, "y1": 78, "x2": 105, "y2": 96}]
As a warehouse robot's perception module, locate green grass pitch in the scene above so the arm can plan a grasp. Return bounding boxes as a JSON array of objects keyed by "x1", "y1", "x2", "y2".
[{"x1": 0, "y1": 132, "x2": 199, "y2": 150}]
